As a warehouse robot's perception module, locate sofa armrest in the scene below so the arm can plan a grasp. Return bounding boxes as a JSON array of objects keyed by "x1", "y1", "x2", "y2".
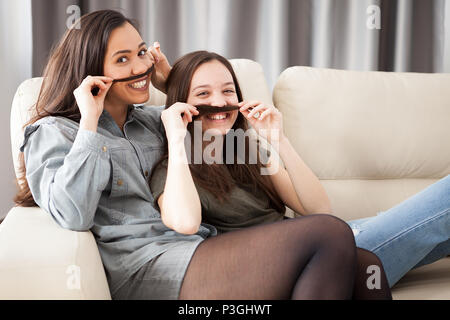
[{"x1": 0, "y1": 206, "x2": 111, "y2": 299}]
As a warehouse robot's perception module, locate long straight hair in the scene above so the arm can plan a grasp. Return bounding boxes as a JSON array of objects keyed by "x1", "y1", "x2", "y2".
[
  {"x1": 159, "y1": 51, "x2": 285, "y2": 213},
  {"x1": 14, "y1": 10, "x2": 138, "y2": 207}
]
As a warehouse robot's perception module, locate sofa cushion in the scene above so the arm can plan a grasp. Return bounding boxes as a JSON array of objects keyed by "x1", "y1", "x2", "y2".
[
  {"x1": 0, "y1": 206, "x2": 111, "y2": 299},
  {"x1": 274, "y1": 67, "x2": 450, "y2": 180},
  {"x1": 273, "y1": 67, "x2": 450, "y2": 220},
  {"x1": 392, "y1": 257, "x2": 450, "y2": 300}
]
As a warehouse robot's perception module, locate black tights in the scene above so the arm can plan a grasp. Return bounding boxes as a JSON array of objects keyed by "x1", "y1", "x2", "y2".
[{"x1": 179, "y1": 214, "x2": 392, "y2": 300}]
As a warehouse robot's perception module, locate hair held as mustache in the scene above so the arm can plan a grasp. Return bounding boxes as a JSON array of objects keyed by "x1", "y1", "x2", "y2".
[{"x1": 91, "y1": 64, "x2": 155, "y2": 96}]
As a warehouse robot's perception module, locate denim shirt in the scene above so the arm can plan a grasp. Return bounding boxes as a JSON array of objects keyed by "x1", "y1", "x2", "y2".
[{"x1": 20, "y1": 105, "x2": 217, "y2": 295}]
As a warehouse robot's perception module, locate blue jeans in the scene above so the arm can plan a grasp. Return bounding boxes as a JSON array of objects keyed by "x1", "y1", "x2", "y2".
[{"x1": 347, "y1": 175, "x2": 450, "y2": 287}]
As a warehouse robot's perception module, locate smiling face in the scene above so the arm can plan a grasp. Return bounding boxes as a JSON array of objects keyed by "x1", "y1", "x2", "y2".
[
  {"x1": 103, "y1": 22, "x2": 154, "y2": 106},
  {"x1": 186, "y1": 60, "x2": 240, "y2": 134}
]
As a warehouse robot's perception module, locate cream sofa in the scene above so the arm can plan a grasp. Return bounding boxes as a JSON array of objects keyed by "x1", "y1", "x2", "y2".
[{"x1": 1, "y1": 59, "x2": 449, "y2": 299}]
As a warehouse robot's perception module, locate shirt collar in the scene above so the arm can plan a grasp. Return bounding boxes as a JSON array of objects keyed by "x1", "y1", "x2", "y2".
[{"x1": 98, "y1": 105, "x2": 135, "y2": 136}]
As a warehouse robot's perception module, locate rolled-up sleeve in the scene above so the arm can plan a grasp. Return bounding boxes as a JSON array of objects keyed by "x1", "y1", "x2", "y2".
[
  {"x1": 149, "y1": 159, "x2": 168, "y2": 211},
  {"x1": 21, "y1": 121, "x2": 111, "y2": 231}
]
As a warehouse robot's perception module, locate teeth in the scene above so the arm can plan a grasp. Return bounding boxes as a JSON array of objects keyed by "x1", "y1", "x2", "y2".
[
  {"x1": 208, "y1": 114, "x2": 227, "y2": 120},
  {"x1": 130, "y1": 79, "x2": 147, "y2": 89}
]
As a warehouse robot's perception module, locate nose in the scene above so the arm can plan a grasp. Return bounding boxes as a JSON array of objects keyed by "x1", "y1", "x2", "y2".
[
  {"x1": 132, "y1": 58, "x2": 151, "y2": 76},
  {"x1": 209, "y1": 93, "x2": 228, "y2": 107}
]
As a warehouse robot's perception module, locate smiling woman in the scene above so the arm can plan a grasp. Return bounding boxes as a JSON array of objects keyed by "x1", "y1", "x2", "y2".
[
  {"x1": 142, "y1": 51, "x2": 392, "y2": 300},
  {"x1": 12, "y1": 10, "x2": 184, "y2": 300}
]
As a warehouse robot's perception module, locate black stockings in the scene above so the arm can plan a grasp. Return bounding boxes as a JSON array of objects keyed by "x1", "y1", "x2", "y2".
[
  {"x1": 353, "y1": 247, "x2": 392, "y2": 300},
  {"x1": 179, "y1": 214, "x2": 392, "y2": 300}
]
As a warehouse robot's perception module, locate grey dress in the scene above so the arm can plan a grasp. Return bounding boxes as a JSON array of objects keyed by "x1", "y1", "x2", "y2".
[
  {"x1": 150, "y1": 159, "x2": 285, "y2": 235},
  {"x1": 21, "y1": 105, "x2": 217, "y2": 300}
]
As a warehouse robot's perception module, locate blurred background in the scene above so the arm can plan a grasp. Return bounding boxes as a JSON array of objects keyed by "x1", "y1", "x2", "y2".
[{"x1": 1, "y1": 0, "x2": 449, "y2": 219}]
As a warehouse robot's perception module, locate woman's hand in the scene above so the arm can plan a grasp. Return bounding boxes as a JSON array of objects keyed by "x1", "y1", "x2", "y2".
[
  {"x1": 161, "y1": 103, "x2": 199, "y2": 143},
  {"x1": 148, "y1": 42, "x2": 172, "y2": 93},
  {"x1": 73, "y1": 76, "x2": 113, "y2": 123},
  {"x1": 239, "y1": 101, "x2": 285, "y2": 143}
]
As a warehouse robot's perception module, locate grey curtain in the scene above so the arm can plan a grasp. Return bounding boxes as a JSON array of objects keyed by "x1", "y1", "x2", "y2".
[{"x1": 32, "y1": 0, "x2": 448, "y2": 88}]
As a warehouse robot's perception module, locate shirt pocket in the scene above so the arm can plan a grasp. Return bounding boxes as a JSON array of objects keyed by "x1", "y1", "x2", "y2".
[
  {"x1": 142, "y1": 145, "x2": 166, "y2": 176},
  {"x1": 109, "y1": 148, "x2": 129, "y2": 199}
]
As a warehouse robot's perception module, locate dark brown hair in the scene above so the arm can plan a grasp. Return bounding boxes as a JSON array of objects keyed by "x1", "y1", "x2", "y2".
[
  {"x1": 160, "y1": 51, "x2": 285, "y2": 213},
  {"x1": 14, "y1": 10, "x2": 138, "y2": 207}
]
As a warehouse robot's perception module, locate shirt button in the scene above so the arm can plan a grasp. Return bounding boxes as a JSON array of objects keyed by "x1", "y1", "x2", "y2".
[
  {"x1": 145, "y1": 171, "x2": 149, "y2": 177},
  {"x1": 102, "y1": 146, "x2": 107, "y2": 152},
  {"x1": 117, "y1": 179, "x2": 123, "y2": 186}
]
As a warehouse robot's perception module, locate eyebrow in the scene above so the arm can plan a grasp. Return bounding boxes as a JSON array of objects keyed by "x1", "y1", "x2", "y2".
[
  {"x1": 192, "y1": 82, "x2": 235, "y2": 92},
  {"x1": 112, "y1": 42, "x2": 147, "y2": 57}
]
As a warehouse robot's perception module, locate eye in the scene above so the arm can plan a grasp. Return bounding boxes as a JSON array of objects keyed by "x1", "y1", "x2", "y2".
[
  {"x1": 117, "y1": 56, "x2": 128, "y2": 63},
  {"x1": 224, "y1": 89, "x2": 235, "y2": 94},
  {"x1": 138, "y1": 49, "x2": 148, "y2": 56},
  {"x1": 197, "y1": 91, "x2": 208, "y2": 97}
]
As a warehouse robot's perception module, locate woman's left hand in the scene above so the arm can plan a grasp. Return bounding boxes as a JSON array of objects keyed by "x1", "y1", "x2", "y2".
[
  {"x1": 148, "y1": 42, "x2": 172, "y2": 93},
  {"x1": 239, "y1": 101, "x2": 284, "y2": 143}
]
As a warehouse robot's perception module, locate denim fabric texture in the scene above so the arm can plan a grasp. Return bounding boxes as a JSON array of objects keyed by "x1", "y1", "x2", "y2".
[{"x1": 347, "y1": 175, "x2": 450, "y2": 287}]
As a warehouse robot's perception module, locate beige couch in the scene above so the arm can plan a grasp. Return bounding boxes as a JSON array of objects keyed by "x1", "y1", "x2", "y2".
[{"x1": 1, "y1": 59, "x2": 449, "y2": 299}]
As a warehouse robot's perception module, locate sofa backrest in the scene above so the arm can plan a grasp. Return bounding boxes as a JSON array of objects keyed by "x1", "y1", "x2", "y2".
[
  {"x1": 273, "y1": 67, "x2": 450, "y2": 221},
  {"x1": 10, "y1": 59, "x2": 272, "y2": 179}
]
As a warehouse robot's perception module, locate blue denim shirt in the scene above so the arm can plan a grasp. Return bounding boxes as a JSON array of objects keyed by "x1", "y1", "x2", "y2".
[{"x1": 20, "y1": 105, "x2": 217, "y2": 295}]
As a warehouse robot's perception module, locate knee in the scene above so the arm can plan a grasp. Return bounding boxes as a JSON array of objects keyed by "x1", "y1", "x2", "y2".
[
  {"x1": 313, "y1": 214, "x2": 355, "y2": 239},
  {"x1": 287, "y1": 214, "x2": 356, "y2": 250},
  {"x1": 306, "y1": 214, "x2": 357, "y2": 253}
]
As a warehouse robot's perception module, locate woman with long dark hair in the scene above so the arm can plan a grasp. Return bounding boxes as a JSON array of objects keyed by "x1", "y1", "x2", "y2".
[
  {"x1": 15, "y1": 9, "x2": 180, "y2": 298},
  {"x1": 151, "y1": 50, "x2": 449, "y2": 299},
  {"x1": 146, "y1": 51, "x2": 392, "y2": 300}
]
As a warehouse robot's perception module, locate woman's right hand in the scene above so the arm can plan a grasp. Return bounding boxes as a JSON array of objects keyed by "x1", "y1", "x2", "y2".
[
  {"x1": 73, "y1": 76, "x2": 113, "y2": 122},
  {"x1": 148, "y1": 42, "x2": 171, "y2": 93},
  {"x1": 161, "y1": 103, "x2": 199, "y2": 143}
]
